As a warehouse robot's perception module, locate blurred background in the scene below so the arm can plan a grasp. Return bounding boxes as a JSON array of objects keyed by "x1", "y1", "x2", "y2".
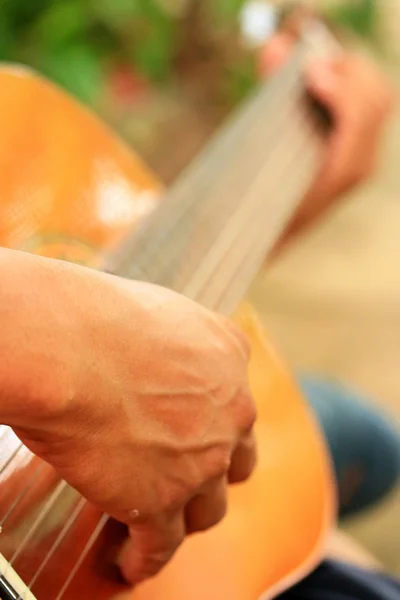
[
  {"x1": 0, "y1": 0, "x2": 393, "y2": 182},
  {"x1": 2, "y1": 0, "x2": 399, "y2": 574}
]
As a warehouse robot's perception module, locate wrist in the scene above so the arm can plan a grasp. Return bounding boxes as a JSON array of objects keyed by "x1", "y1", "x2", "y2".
[{"x1": 0, "y1": 249, "x2": 80, "y2": 429}]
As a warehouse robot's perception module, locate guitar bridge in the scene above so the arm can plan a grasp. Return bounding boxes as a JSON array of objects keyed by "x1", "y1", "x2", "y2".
[{"x1": 0, "y1": 555, "x2": 37, "y2": 600}]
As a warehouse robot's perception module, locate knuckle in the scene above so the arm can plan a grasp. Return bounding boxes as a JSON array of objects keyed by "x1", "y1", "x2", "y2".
[
  {"x1": 203, "y1": 447, "x2": 232, "y2": 481},
  {"x1": 156, "y1": 483, "x2": 186, "y2": 515},
  {"x1": 160, "y1": 494, "x2": 182, "y2": 515},
  {"x1": 211, "y1": 451, "x2": 232, "y2": 480},
  {"x1": 236, "y1": 389, "x2": 257, "y2": 433}
]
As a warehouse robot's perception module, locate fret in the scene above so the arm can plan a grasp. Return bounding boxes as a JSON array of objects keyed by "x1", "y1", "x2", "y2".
[{"x1": 0, "y1": 554, "x2": 37, "y2": 600}]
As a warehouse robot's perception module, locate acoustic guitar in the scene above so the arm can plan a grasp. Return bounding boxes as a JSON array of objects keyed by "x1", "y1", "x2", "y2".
[{"x1": 0, "y1": 19, "x2": 338, "y2": 600}]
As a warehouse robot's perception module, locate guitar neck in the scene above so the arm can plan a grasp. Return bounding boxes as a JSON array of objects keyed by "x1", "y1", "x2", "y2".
[{"x1": 105, "y1": 22, "x2": 338, "y2": 315}]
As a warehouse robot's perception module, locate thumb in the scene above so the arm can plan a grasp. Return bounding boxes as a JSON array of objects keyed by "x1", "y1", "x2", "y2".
[{"x1": 119, "y1": 512, "x2": 185, "y2": 584}]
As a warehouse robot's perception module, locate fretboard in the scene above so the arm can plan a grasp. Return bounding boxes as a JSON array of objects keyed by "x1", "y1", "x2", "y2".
[{"x1": 105, "y1": 22, "x2": 339, "y2": 315}]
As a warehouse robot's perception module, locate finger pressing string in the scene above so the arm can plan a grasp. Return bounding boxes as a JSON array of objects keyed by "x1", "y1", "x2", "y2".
[
  {"x1": 185, "y1": 477, "x2": 228, "y2": 534},
  {"x1": 228, "y1": 432, "x2": 258, "y2": 485},
  {"x1": 120, "y1": 511, "x2": 186, "y2": 584}
]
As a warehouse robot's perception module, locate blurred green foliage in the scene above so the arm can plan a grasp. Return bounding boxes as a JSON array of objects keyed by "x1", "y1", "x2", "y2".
[
  {"x1": 324, "y1": 0, "x2": 381, "y2": 45},
  {"x1": 0, "y1": 0, "x2": 181, "y2": 103},
  {"x1": 0, "y1": 0, "x2": 381, "y2": 106}
]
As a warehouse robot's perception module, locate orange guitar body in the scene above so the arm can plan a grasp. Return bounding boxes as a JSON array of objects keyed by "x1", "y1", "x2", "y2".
[{"x1": 0, "y1": 67, "x2": 335, "y2": 599}]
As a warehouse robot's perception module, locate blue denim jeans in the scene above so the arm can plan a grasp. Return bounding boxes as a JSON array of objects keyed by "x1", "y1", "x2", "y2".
[
  {"x1": 278, "y1": 560, "x2": 400, "y2": 600},
  {"x1": 299, "y1": 375, "x2": 400, "y2": 519}
]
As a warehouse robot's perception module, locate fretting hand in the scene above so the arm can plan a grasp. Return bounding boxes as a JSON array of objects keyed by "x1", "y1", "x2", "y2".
[{"x1": 260, "y1": 31, "x2": 395, "y2": 239}]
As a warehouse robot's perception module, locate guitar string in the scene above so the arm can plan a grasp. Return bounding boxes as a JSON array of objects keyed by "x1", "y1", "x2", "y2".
[
  {"x1": 0, "y1": 25, "x2": 310, "y2": 466},
  {"x1": 102, "y1": 76, "x2": 273, "y2": 278},
  {"x1": 0, "y1": 463, "x2": 46, "y2": 528},
  {"x1": 148, "y1": 72, "x2": 300, "y2": 298},
  {"x1": 27, "y1": 497, "x2": 87, "y2": 590},
  {"x1": 52, "y1": 132, "x2": 319, "y2": 600},
  {"x1": 8, "y1": 129, "x2": 318, "y2": 600},
  {"x1": 0, "y1": 62, "x2": 301, "y2": 532},
  {"x1": 167, "y1": 72, "x2": 302, "y2": 300},
  {"x1": 0, "y1": 444, "x2": 26, "y2": 487},
  {"x1": 207, "y1": 104, "x2": 319, "y2": 313},
  {"x1": 5, "y1": 86, "x2": 319, "y2": 598},
  {"x1": 106, "y1": 52, "x2": 294, "y2": 266},
  {"x1": 7, "y1": 76, "x2": 317, "y2": 600},
  {"x1": 0, "y1": 0, "x2": 291, "y2": 480},
  {"x1": 181, "y1": 77, "x2": 311, "y2": 306},
  {"x1": 2, "y1": 24, "x2": 337, "y2": 598},
  {"x1": 103, "y1": 23, "x2": 310, "y2": 277},
  {"x1": 107, "y1": 65, "x2": 305, "y2": 315},
  {"x1": 49, "y1": 128, "x2": 317, "y2": 600},
  {"x1": 8, "y1": 481, "x2": 68, "y2": 566},
  {"x1": 3, "y1": 68, "x2": 296, "y2": 552},
  {"x1": 13, "y1": 141, "x2": 317, "y2": 597},
  {"x1": 106, "y1": 16, "x2": 341, "y2": 286},
  {"x1": 15, "y1": 84, "x2": 322, "y2": 600},
  {"x1": 210, "y1": 93, "x2": 321, "y2": 312},
  {"x1": 215, "y1": 144, "x2": 319, "y2": 316},
  {"x1": 103, "y1": 50, "x2": 301, "y2": 284},
  {"x1": 53, "y1": 514, "x2": 109, "y2": 600},
  {"x1": 200, "y1": 116, "x2": 319, "y2": 314},
  {"x1": 129, "y1": 64, "x2": 294, "y2": 290},
  {"x1": 3, "y1": 484, "x2": 70, "y2": 599},
  {"x1": 106, "y1": 28, "x2": 325, "y2": 298},
  {"x1": 145, "y1": 70, "x2": 316, "y2": 309},
  {"x1": 215, "y1": 113, "x2": 321, "y2": 316},
  {"x1": 0, "y1": 22, "x2": 304, "y2": 501}
]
